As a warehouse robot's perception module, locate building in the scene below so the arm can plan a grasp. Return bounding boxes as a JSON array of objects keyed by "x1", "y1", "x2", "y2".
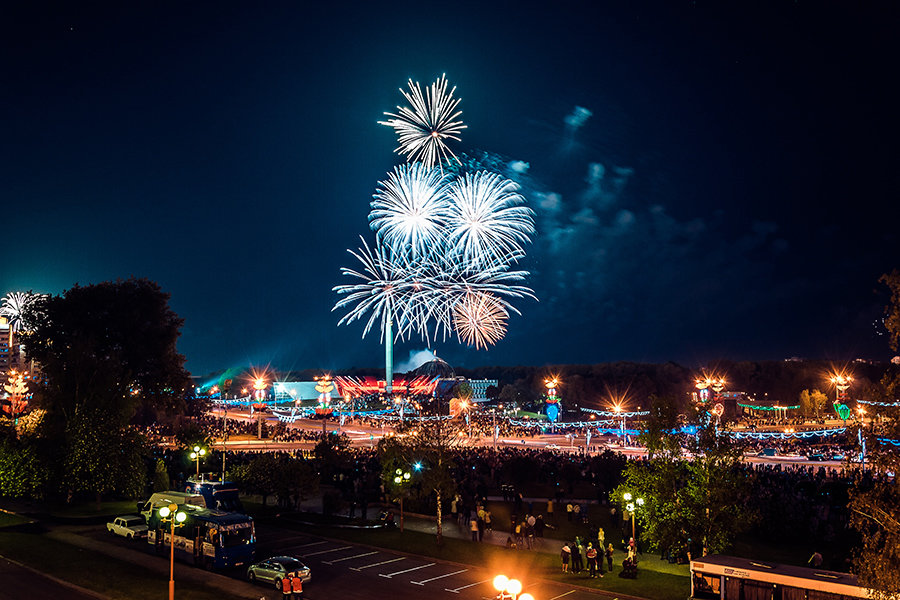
[
  {"x1": 0, "y1": 317, "x2": 12, "y2": 371},
  {"x1": 468, "y1": 379, "x2": 498, "y2": 402}
]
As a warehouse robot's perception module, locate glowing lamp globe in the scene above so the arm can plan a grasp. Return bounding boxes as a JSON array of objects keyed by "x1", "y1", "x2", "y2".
[{"x1": 493, "y1": 575, "x2": 509, "y2": 592}]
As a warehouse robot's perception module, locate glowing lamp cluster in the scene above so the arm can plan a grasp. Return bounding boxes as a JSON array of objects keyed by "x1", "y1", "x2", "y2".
[{"x1": 493, "y1": 574, "x2": 533, "y2": 600}]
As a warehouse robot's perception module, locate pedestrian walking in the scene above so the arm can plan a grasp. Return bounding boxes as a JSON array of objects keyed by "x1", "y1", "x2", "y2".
[
  {"x1": 606, "y1": 543, "x2": 614, "y2": 573},
  {"x1": 561, "y1": 543, "x2": 571, "y2": 573},
  {"x1": 470, "y1": 516, "x2": 479, "y2": 541},
  {"x1": 485, "y1": 510, "x2": 492, "y2": 533},
  {"x1": 566, "y1": 502, "x2": 573, "y2": 521},
  {"x1": 290, "y1": 572, "x2": 304, "y2": 599},
  {"x1": 547, "y1": 498, "x2": 554, "y2": 522}
]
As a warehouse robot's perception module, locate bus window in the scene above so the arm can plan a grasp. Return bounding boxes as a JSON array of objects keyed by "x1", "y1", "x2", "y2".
[
  {"x1": 693, "y1": 573, "x2": 720, "y2": 600},
  {"x1": 743, "y1": 581, "x2": 774, "y2": 600},
  {"x1": 221, "y1": 527, "x2": 252, "y2": 547}
]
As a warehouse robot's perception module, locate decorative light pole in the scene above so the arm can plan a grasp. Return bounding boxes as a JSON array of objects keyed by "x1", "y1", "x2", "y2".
[
  {"x1": 544, "y1": 377, "x2": 561, "y2": 428},
  {"x1": 3, "y1": 369, "x2": 28, "y2": 425},
  {"x1": 189, "y1": 445, "x2": 206, "y2": 478},
  {"x1": 158, "y1": 503, "x2": 187, "y2": 600},
  {"x1": 830, "y1": 373, "x2": 852, "y2": 424},
  {"x1": 622, "y1": 492, "x2": 644, "y2": 542},
  {"x1": 393, "y1": 468, "x2": 411, "y2": 532},
  {"x1": 252, "y1": 377, "x2": 268, "y2": 439}
]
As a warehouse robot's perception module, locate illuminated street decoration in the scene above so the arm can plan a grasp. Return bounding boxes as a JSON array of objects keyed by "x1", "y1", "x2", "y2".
[
  {"x1": 544, "y1": 377, "x2": 560, "y2": 423},
  {"x1": 2, "y1": 369, "x2": 29, "y2": 424}
]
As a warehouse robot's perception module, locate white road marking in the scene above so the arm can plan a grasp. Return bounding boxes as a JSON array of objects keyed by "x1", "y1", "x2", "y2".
[
  {"x1": 303, "y1": 545, "x2": 352, "y2": 556},
  {"x1": 411, "y1": 568, "x2": 468, "y2": 585},
  {"x1": 292, "y1": 540, "x2": 329, "y2": 548},
  {"x1": 322, "y1": 551, "x2": 377, "y2": 565},
  {"x1": 548, "y1": 591, "x2": 578, "y2": 600},
  {"x1": 445, "y1": 578, "x2": 491, "y2": 593},
  {"x1": 379, "y1": 562, "x2": 435, "y2": 578},
  {"x1": 351, "y1": 557, "x2": 405, "y2": 571}
]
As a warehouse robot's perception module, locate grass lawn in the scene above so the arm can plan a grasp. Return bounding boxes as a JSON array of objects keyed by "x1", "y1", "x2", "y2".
[
  {"x1": 0, "y1": 531, "x2": 246, "y2": 600},
  {"x1": 291, "y1": 521, "x2": 690, "y2": 600},
  {"x1": 0, "y1": 511, "x2": 31, "y2": 528},
  {"x1": 47, "y1": 499, "x2": 141, "y2": 519}
]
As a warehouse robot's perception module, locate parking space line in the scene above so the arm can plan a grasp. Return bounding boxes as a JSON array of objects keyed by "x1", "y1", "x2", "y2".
[
  {"x1": 445, "y1": 578, "x2": 491, "y2": 593},
  {"x1": 293, "y1": 541, "x2": 329, "y2": 548},
  {"x1": 411, "y1": 568, "x2": 468, "y2": 585},
  {"x1": 548, "y1": 591, "x2": 577, "y2": 600},
  {"x1": 379, "y1": 562, "x2": 435, "y2": 578},
  {"x1": 351, "y1": 557, "x2": 405, "y2": 571},
  {"x1": 323, "y1": 551, "x2": 377, "y2": 565},
  {"x1": 303, "y1": 545, "x2": 352, "y2": 557}
]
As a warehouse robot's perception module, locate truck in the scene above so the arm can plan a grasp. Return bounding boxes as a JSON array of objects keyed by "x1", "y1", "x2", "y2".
[
  {"x1": 146, "y1": 502, "x2": 256, "y2": 570},
  {"x1": 183, "y1": 477, "x2": 244, "y2": 513}
]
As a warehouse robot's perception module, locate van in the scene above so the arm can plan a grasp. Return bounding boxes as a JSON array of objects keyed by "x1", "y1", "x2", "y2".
[{"x1": 138, "y1": 491, "x2": 206, "y2": 521}]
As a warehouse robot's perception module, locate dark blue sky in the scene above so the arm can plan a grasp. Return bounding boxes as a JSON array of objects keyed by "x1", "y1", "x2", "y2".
[{"x1": 3, "y1": 1, "x2": 898, "y2": 376}]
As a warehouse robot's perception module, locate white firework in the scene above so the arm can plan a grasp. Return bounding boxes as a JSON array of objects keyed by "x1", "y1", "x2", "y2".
[
  {"x1": 369, "y1": 163, "x2": 450, "y2": 257},
  {"x1": 378, "y1": 74, "x2": 466, "y2": 169},
  {"x1": 453, "y1": 291, "x2": 508, "y2": 349},
  {"x1": 1, "y1": 291, "x2": 37, "y2": 333},
  {"x1": 445, "y1": 171, "x2": 534, "y2": 267}
]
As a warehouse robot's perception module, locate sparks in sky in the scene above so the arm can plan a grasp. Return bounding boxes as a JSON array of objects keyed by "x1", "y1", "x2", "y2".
[
  {"x1": 0, "y1": 291, "x2": 40, "y2": 333},
  {"x1": 335, "y1": 76, "x2": 535, "y2": 349},
  {"x1": 445, "y1": 171, "x2": 534, "y2": 267},
  {"x1": 378, "y1": 74, "x2": 466, "y2": 170},
  {"x1": 369, "y1": 163, "x2": 449, "y2": 257},
  {"x1": 453, "y1": 291, "x2": 509, "y2": 350}
]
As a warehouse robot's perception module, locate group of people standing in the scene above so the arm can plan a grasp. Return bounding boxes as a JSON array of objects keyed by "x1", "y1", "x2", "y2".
[{"x1": 560, "y1": 535, "x2": 613, "y2": 578}]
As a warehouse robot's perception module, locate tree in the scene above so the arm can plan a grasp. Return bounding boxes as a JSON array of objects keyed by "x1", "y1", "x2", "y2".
[
  {"x1": 20, "y1": 279, "x2": 190, "y2": 501},
  {"x1": 799, "y1": 389, "x2": 828, "y2": 420},
  {"x1": 846, "y1": 271, "x2": 900, "y2": 598},
  {"x1": 152, "y1": 459, "x2": 170, "y2": 492},
  {"x1": 615, "y1": 406, "x2": 755, "y2": 558},
  {"x1": 406, "y1": 419, "x2": 459, "y2": 545},
  {"x1": 880, "y1": 269, "x2": 900, "y2": 352},
  {"x1": 22, "y1": 278, "x2": 192, "y2": 423}
]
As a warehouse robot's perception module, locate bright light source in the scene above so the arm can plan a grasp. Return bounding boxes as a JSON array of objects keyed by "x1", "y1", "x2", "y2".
[
  {"x1": 493, "y1": 575, "x2": 509, "y2": 592},
  {"x1": 627, "y1": 503, "x2": 635, "y2": 512},
  {"x1": 506, "y1": 579, "x2": 522, "y2": 596},
  {"x1": 175, "y1": 512, "x2": 187, "y2": 523},
  {"x1": 413, "y1": 462, "x2": 423, "y2": 471},
  {"x1": 623, "y1": 492, "x2": 632, "y2": 501},
  {"x1": 520, "y1": 594, "x2": 535, "y2": 600},
  {"x1": 636, "y1": 497, "x2": 645, "y2": 506},
  {"x1": 159, "y1": 506, "x2": 171, "y2": 518}
]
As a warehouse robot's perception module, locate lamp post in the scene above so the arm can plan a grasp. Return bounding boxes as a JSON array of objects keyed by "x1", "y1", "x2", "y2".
[
  {"x1": 623, "y1": 492, "x2": 644, "y2": 542},
  {"x1": 393, "y1": 468, "x2": 411, "y2": 531},
  {"x1": 493, "y1": 574, "x2": 534, "y2": 600},
  {"x1": 158, "y1": 503, "x2": 187, "y2": 600},
  {"x1": 189, "y1": 446, "x2": 206, "y2": 478}
]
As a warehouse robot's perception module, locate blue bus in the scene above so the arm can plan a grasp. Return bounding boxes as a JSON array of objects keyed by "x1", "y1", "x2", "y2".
[{"x1": 147, "y1": 504, "x2": 255, "y2": 570}]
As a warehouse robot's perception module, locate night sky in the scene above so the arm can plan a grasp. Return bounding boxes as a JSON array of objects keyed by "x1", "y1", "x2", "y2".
[{"x1": 3, "y1": 1, "x2": 899, "y2": 376}]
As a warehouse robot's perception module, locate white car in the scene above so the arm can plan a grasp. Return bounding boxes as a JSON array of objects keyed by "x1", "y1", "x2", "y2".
[{"x1": 106, "y1": 515, "x2": 148, "y2": 539}]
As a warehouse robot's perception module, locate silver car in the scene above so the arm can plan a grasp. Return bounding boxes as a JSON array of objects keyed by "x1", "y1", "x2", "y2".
[{"x1": 247, "y1": 556, "x2": 311, "y2": 589}]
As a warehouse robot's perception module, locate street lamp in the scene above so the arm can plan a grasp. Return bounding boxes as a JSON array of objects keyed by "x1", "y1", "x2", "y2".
[
  {"x1": 158, "y1": 503, "x2": 187, "y2": 600},
  {"x1": 493, "y1": 574, "x2": 533, "y2": 600},
  {"x1": 393, "y1": 468, "x2": 411, "y2": 532},
  {"x1": 623, "y1": 492, "x2": 644, "y2": 542},
  {"x1": 189, "y1": 446, "x2": 206, "y2": 478}
]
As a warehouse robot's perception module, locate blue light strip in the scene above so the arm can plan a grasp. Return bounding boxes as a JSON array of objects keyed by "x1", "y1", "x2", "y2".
[
  {"x1": 858, "y1": 399, "x2": 900, "y2": 407},
  {"x1": 727, "y1": 427, "x2": 847, "y2": 440},
  {"x1": 877, "y1": 437, "x2": 900, "y2": 446}
]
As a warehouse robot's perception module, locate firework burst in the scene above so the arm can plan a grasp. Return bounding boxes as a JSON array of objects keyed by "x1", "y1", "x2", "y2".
[
  {"x1": 0, "y1": 291, "x2": 39, "y2": 333},
  {"x1": 378, "y1": 74, "x2": 466, "y2": 169},
  {"x1": 369, "y1": 163, "x2": 449, "y2": 257},
  {"x1": 453, "y1": 292, "x2": 508, "y2": 349},
  {"x1": 446, "y1": 171, "x2": 534, "y2": 267}
]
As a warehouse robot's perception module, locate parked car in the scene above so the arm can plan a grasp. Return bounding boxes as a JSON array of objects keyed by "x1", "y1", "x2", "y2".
[
  {"x1": 247, "y1": 556, "x2": 311, "y2": 589},
  {"x1": 106, "y1": 515, "x2": 148, "y2": 539}
]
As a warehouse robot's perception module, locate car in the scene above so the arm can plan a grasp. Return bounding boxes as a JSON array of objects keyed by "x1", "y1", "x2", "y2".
[
  {"x1": 247, "y1": 556, "x2": 311, "y2": 590},
  {"x1": 106, "y1": 515, "x2": 148, "y2": 539},
  {"x1": 545, "y1": 443, "x2": 560, "y2": 450}
]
